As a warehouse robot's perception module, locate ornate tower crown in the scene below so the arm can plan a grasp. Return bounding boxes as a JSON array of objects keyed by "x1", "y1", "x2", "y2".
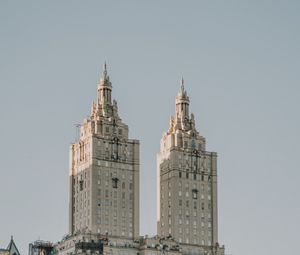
[
  {"x1": 97, "y1": 62, "x2": 112, "y2": 107},
  {"x1": 175, "y1": 77, "x2": 191, "y2": 131}
]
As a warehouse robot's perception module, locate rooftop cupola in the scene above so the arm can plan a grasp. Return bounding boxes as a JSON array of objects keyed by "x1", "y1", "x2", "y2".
[
  {"x1": 97, "y1": 62, "x2": 112, "y2": 106},
  {"x1": 175, "y1": 77, "x2": 190, "y2": 121}
]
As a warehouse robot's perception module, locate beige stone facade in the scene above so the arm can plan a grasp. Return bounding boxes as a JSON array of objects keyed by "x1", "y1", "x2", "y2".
[
  {"x1": 69, "y1": 64, "x2": 140, "y2": 239},
  {"x1": 59, "y1": 68, "x2": 225, "y2": 255},
  {"x1": 56, "y1": 233, "x2": 224, "y2": 255},
  {"x1": 157, "y1": 80, "x2": 219, "y2": 249}
]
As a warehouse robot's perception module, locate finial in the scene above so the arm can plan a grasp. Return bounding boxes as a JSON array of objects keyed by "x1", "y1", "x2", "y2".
[
  {"x1": 102, "y1": 61, "x2": 107, "y2": 78},
  {"x1": 180, "y1": 77, "x2": 185, "y2": 93}
]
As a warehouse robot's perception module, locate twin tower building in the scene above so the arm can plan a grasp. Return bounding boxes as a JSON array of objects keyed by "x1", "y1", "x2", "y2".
[{"x1": 63, "y1": 65, "x2": 225, "y2": 255}]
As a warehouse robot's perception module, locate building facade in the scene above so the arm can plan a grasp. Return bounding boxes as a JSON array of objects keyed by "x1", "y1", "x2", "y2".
[
  {"x1": 157, "y1": 80, "x2": 219, "y2": 248},
  {"x1": 56, "y1": 67, "x2": 225, "y2": 255},
  {"x1": 69, "y1": 64, "x2": 140, "y2": 239},
  {"x1": 56, "y1": 233, "x2": 224, "y2": 255}
]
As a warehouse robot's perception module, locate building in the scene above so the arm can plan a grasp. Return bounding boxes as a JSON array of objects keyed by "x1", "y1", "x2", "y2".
[
  {"x1": 56, "y1": 66, "x2": 225, "y2": 255},
  {"x1": 69, "y1": 64, "x2": 140, "y2": 239},
  {"x1": 0, "y1": 237, "x2": 20, "y2": 255},
  {"x1": 157, "y1": 79, "x2": 222, "y2": 251},
  {"x1": 56, "y1": 233, "x2": 223, "y2": 255},
  {"x1": 28, "y1": 241, "x2": 54, "y2": 255}
]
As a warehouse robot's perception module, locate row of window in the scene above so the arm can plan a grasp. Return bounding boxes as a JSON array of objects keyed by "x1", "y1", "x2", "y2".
[
  {"x1": 178, "y1": 171, "x2": 212, "y2": 181},
  {"x1": 177, "y1": 237, "x2": 212, "y2": 246},
  {"x1": 97, "y1": 229, "x2": 133, "y2": 238},
  {"x1": 166, "y1": 190, "x2": 211, "y2": 200},
  {"x1": 97, "y1": 190, "x2": 133, "y2": 200}
]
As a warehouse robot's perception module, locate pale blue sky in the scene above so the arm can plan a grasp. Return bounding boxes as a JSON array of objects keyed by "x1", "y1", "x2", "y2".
[{"x1": 0, "y1": 1, "x2": 299, "y2": 255}]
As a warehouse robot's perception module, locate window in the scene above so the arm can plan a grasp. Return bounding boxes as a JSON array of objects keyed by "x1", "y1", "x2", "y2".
[
  {"x1": 192, "y1": 189, "x2": 198, "y2": 199},
  {"x1": 79, "y1": 180, "x2": 84, "y2": 191},
  {"x1": 184, "y1": 141, "x2": 188, "y2": 148},
  {"x1": 194, "y1": 174, "x2": 197, "y2": 180},
  {"x1": 179, "y1": 200, "x2": 182, "y2": 206},
  {"x1": 112, "y1": 178, "x2": 119, "y2": 188},
  {"x1": 179, "y1": 172, "x2": 182, "y2": 178},
  {"x1": 186, "y1": 172, "x2": 189, "y2": 179}
]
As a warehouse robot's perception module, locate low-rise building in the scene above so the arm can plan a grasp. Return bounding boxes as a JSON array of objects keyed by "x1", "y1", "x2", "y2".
[{"x1": 0, "y1": 237, "x2": 20, "y2": 255}]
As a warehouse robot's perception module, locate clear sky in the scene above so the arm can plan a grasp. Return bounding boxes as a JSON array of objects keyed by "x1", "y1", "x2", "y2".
[{"x1": 0, "y1": 1, "x2": 299, "y2": 255}]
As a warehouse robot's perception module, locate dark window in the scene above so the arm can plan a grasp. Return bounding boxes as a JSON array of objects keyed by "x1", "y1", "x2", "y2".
[
  {"x1": 112, "y1": 178, "x2": 119, "y2": 188},
  {"x1": 186, "y1": 172, "x2": 189, "y2": 179},
  {"x1": 79, "y1": 180, "x2": 84, "y2": 191},
  {"x1": 179, "y1": 172, "x2": 182, "y2": 178},
  {"x1": 192, "y1": 189, "x2": 198, "y2": 199}
]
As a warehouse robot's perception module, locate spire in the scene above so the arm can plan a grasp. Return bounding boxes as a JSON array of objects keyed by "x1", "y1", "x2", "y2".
[
  {"x1": 180, "y1": 77, "x2": 184, "y2": 93},
  {"x1": 97, "y1": 62, "x2": 113, "y2": 109},
  {"x1": 101, "y1": 61, "x2": 109, "y2": 81},
  {"x1": 175, "y1": 76, "x2": 190, "y2": 123}
]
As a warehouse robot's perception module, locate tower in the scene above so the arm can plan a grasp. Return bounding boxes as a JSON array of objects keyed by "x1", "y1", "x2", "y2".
[
  {"x1": 69, "y1": 64, "x2": 140, "y2": 239},
  {"x1": 157, "y1": 79, "x2": 218, "y2": 246}
]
